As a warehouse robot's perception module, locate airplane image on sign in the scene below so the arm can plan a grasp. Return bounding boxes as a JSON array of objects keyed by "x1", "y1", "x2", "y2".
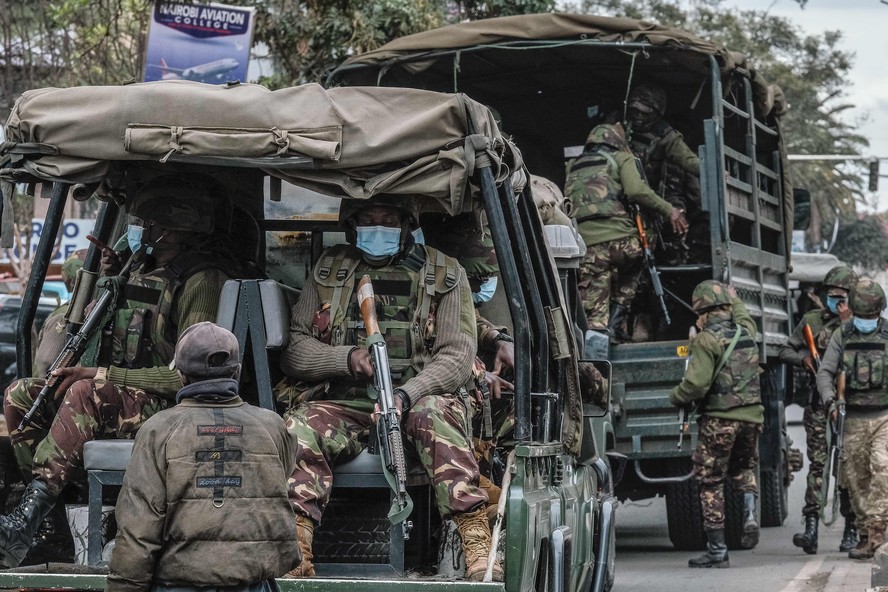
[{"x1": 148, "y1": 58, "x2": 240, "y2": 83}]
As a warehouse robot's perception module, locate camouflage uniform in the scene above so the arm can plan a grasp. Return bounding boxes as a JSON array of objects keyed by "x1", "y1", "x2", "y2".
[
  {"x1": 671, "y1": 281, "x2": 763, "y2": 566},
  {"x1": 565, "y1": 123, "x2": 674, "y2": 333},
  {"x1": 816, "y1": 278, "x2": 888, "y2": 558},
  {"x1": 33, "y1": 249, "x2": 87, "y2": 377}
]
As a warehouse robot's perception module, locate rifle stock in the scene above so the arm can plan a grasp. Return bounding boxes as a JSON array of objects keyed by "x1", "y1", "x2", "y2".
[
  {"x1": 803, "y1": 324, "x2": 821, "y2": 371},
  {"x1": 634, "y1": 208, "x2": 671, "y2": 326},
  {"x1": 357, "y1": 275, "x2": 414, "y2": 539}
]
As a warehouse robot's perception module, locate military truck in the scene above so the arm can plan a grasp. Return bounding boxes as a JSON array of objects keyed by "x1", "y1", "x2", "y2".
[
  {"x1": 330, "y1": 13, "x2": 805, "y2": 550},
  {"x1": 0, "y1": 80, "x2": 614, "y2": 590}
]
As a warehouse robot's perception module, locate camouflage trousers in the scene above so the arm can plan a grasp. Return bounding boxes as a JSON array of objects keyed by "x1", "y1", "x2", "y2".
[
  {"x1": 693, "y1": 415, "x2": 762, "y2": 530},
  {"x1": 842, "y1": 412, "x2": 888, "y2": 526},
  {"x1": 802, "y1": 403, "x2": 829, "y2": 515},
  {"x1": 471, "y1": 397, "x2": 515, "y2": 480},
  {"x1": 4, "y1": 377, "x2": 167, "y2": 496},
  {"x1": 284, "y1": 394, "x2": 487, "y2": 524},
  {"x1": 578, "y1": 236, "x2": 643, "y2": 331}
]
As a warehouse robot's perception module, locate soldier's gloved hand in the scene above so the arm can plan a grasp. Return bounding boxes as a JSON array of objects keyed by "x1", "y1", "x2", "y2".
[
  {"x1": 348, "y1": 347, "x2": 375, "y2": 379},
  {"x1": 51, "y1": 366, "x2": 98, "y2": 400},
  {"x1": 801, "y1": 355, "x2": 817, "y2": 375},
  {"x1": 669, "y1": 208, "x2": 689, "y2": 235}
]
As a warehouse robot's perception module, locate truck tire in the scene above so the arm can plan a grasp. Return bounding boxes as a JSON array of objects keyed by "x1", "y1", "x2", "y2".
[
  {"x1": 760, "y1": 463, "x2": 789, "y2": 526},
  {"x1": 666, "y1": 473, "x2": 706, "y2": 551}
]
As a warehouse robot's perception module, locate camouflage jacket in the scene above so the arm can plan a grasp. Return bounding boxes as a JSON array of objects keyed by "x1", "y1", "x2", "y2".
[
  {"x1": 670, "y1": 297, "x2": 764, "y2": 424},
  {"x1": 779, "y1": 308, "x2": 842, "y2": 367},
  {"x1": 817, "y1": 319, "x2": 888, "y2": 411},
  {"x1": 107, "y1": 380, "x2": 299, "y2": 592},
  {"x1": 629, "y1": 120, "x2": 701, "y2": 208}
]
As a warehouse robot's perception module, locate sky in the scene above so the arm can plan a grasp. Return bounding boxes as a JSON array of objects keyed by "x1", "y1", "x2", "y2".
[{"x1": 719, "y1": 0, "x2": 888, "y2": 212}]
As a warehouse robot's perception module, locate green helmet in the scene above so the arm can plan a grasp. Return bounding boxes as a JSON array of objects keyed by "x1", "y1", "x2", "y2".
[
  {"x1": 850, "y1": 278, "x2": 886, "y2": 317},
  {"x1": 129, "y1": 176, "x2": 222, "y2": 233},
  {"x1": 584, "y1": 123, "x2": 628, "y2": 151},
  {"x1": 629, "y1": 83, "x2": 667, "y2": 116},
  {"x1": 421, "y1": 212, "x2": 498, "y2": 280},
  {"x1": 692, "y1": 280, "x2": 732, "y2": 313},
  {"x1": 822, "y1": 265, "x2": 857, "y2": 291}
]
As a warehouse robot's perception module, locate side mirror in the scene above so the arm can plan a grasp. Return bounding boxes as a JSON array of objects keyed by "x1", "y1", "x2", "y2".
[
  {"x1": 793, "y1": 188, "x2": 811, "y2": 230},
  {"x1": 579, "y1": 359, "x2": 611, "y2": 417}
]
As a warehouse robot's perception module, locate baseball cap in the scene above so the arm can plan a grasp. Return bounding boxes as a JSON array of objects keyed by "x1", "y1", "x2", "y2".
[{"x1": 169, "y1": 321, "x2": 241, "y2": 379}]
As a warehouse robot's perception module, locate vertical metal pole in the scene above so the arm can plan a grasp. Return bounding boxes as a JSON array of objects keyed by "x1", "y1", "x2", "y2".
[{"x1": 17, "y1": 182, "x2": 69, "y2": 378}]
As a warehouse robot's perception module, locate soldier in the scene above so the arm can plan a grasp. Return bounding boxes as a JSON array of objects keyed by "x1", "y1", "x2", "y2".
[
  {"x1": 107, "y1": 322, "x2": 300, "y2": 592},
  {"x1": 816, "y1": 278, "x2": 888, "y2": 560},
  {"x1": 279, "y1": 197, "x2": 501, "y2": 581},
  {"x1": 564, "y1": 122, "x2": 687, "y2": 342},
  {"x1": 0, "y1": 176, "x2": 232, "y2": 568},
  {"x1": 670, "y1": 280, "x2": 763, "y2": 568},
  {"x1": 33, "y1": 249, "x2": 87, "y2": 377},
  {"x1": 779, "y1": 265, "x2": 859, "y2": 554}
]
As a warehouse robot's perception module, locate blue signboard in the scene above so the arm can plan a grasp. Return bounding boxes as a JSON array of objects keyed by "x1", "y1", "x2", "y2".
[{"x1": 144, "y1": 2, "x2": 255, "y2": 84}]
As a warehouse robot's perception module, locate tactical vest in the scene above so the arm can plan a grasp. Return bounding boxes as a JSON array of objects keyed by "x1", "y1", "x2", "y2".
[
  {"x1": 564, "y1": 149, "x2": 627, "y2": 222},
  {"x1": 84, "y1": 252, "x2": 223, "y2": 369},
  {"x1": 703, "y1": 320, "x2": 761, "y2": 412},
  {"x1": 629, "y1": 121, "x2": 687, "y2": 203},
  {"x1": 313, "y1": 244, "x2": 462, "y2": 384},
  {"x1": 840, "y1": 323, "x2": 888, "y2": 410}
]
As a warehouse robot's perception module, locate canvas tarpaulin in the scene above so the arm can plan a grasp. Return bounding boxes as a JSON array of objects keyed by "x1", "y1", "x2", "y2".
[{"x1": 1, "y1": 80, "x2": 519, "y2": 214}]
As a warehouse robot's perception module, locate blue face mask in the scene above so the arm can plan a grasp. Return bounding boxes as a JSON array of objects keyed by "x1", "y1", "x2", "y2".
[
  {"x1": 356, "y1": 226, "x2": 401, "y2": 258},
  {"x1": 854, "y1": 317, "x2": 879, "y2": 334},
  {"x1": 411, "y1": 228, "x2": 425, "y2": 245},
  {"x1": 472, "y1": 276, "x2": 498, "y2": 304},
  {"x1": 826, "y1": 296, "x2": 844, "y2": 315},
  {"x1": 126, "y1": 224, "x2": 144, "y2": 254}
]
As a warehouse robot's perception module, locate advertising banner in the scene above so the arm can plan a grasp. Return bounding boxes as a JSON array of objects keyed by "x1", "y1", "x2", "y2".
[{"x1": 144, "y1": 1, "x2": 255, "y2": 84}]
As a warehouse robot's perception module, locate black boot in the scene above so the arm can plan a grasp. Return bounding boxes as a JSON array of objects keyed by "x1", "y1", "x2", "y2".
[
  {"x1": 21, "y1": 500, "x2": 74, "y2": 566},
  {"x1": 608, "y1": 304, "x2": 631, "y2": 343},
  {"x1": 688, "y1": 528, "x2": 730, "y2": 568},
  {"x1": 792, "y1": 513, "x2": 818, "y2": 554},
  {"x1": 840, "y1": 519, "x2": 860, "y2": 553},
  {"x1": 740, "y1": 492, "x2": 759, "y2": 549},
  {"x1": 0, "y1": 480, "x2": 56, "y2": 567}
]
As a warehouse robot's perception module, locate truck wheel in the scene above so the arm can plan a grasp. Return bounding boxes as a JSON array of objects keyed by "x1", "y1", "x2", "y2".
[
  {"x1": 666, "y1": 472, "x2": 706, "y2": 551},
  {"x1": 760, "y1": 462, "x2": 789, "y2": 526}
]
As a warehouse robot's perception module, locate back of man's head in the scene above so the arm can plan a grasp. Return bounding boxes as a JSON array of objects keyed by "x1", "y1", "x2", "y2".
[{"x1": 170, "y1": 322, "x2": 241, "y2": 383}]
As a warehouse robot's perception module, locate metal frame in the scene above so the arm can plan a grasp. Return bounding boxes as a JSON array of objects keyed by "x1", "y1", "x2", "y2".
[{"x1": 87, "y1": 469, "x2": 124, "y2": 566}]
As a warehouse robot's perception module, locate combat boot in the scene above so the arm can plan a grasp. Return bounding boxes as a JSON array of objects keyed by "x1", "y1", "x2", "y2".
[
  {"x1": 740, "y1": 492, "x2": 759, "y2": 549},
  {"x1": 792, "y1": 512, "x2": 818, "y2": 555},
  {"x1": 848, "y1": 526, "x2": 871, "y2": 560},
  {"x1": 688, "y1": 528, "x2": 729, "y2": 568},
  {"x1": 23, "y1": 502, "x2": 74, "y2": 566},
  {"x1": 608, "y1": 304, "x2": 631, "y2": 344},
  {"x1": 851, "y1": 522, "x2": 886, "y2": 561},
  {"x1": 840, "y1": 519, "x2": 860, "y2": 552},
  {"x1": 284, "y1": 514, "x2": 314, "y2": 577},
  {"x1": 0, "y1": 479, "x2": 57, "y2": 568},
  {"x1": 453, "y1": 506, "x2": 503, "y2": 582}
]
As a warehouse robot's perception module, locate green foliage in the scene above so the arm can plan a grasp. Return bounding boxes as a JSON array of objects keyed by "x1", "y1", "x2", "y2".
[{"x1": 831, "y1": 215, "x2": 888, "y2": 270}]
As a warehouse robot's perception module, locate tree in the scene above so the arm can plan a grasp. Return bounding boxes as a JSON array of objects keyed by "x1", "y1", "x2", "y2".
[{"x1": 831, "y1": 214, "x2": 888, "y2": 271}]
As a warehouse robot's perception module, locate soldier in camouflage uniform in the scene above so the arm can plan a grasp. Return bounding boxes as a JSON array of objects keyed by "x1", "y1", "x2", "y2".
[
  {"x1": 33, "y1": 249, "x2": 87, "y2": 377},
  {"x1": 279, "y1": 197, "x2": 501, "y2": 581},
  {"x1": 779, "y1": 265, "x2": 858, "y2": 554},
  {"x1": 670, "y1": 280, "x2": 763, "y2": 568},
  {"x1": 817, "y1": 278, "x2": 888, "y2": 560},
  {"x1": 0, "y1": 176, "x2": 231, "y2": 568},
  {"x1": 565, "y1": 122, "x2": 687, "y2": 342}
]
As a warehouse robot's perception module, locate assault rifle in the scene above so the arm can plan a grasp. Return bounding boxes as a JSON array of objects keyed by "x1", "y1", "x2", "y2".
[
  {"x1": 803, "y1": 324, "x2": 821, "y2": 372},
  {"x1": 357, "y1": 275, "x2": 414, "y2": 539},
  {"x1": 821, "y1": 370, "x2": 846, "y2": 526},
  {"x1": 634, "y1": 207, "x2": 671, "y2": 325},
  {"x1": 677, "y1": 326, "x2": 696, "y2": 450},
  {"x1": 20, "y1": 246, "x2": 142, "y2": 430}
]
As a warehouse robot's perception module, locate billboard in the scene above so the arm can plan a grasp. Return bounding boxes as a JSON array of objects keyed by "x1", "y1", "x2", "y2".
[{"x1": 144, "y1": 2, "x2": 255, "y2": 84}]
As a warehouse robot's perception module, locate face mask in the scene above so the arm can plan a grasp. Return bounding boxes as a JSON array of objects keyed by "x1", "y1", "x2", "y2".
[
  {"x1": 356, "y1": 225, "x2": 401, "y2": 258},
  {"x1": 826, "y1": 296, "x2": 844, "y2": 315},
  {"x1": 854, "y1": 317, "x2": 879, "y2": 334},
  {"x1": 411, "y1": 227, "x2": 425, "y2": 245},
  {"x1": 472, "y1": 276, "x2": 498, "y2": 304},
  {"x1": 126, "y1": 224, "x2": 145, "y2": 254}
]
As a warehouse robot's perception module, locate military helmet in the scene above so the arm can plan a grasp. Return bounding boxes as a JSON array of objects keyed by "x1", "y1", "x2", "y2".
[
  {"x1": 129, "y1": 176, "x2": 221, "y2": 233},
  {"x1": 629, "y1": 83, "x2": 668, "y2": 116},
  {"x1": 849, "y1": 278, "x2": 887, "y2": 317},
  {"x1": 585, "y1": 123, "x2": 628, "y2": 151},
  {"x1": 421, "y1": 212, "x2": 498, "y2": 280},
  {"x1": 692, "y1": 280, "x2": 732, "y2": 313},
  {"x1": 339, "y1": 195, "x2": 420, "y2": 228},
  {"x1": 822, "y1": 265, "x2": 857, "y2": 292}
]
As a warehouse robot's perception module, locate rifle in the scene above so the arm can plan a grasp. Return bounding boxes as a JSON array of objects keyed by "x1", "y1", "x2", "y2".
[
  {"x1": 357, "y1": 275, "x2": 414, "y2": 539},
  {"x1": 20, "y1": 247, "x2": 142, "y2": 430},
  {"x1": 634, "y1": 207, "x2": 671, "y2": 326},
  {"x1": 803, "y1": 324, "x2": 821, "y2": 372},
  {"x1": 820, "y1": 369, "x2": 846, "y2": 526},
  {"x1": 678, "y1": 326, "x2": 696, "y2": 449}
]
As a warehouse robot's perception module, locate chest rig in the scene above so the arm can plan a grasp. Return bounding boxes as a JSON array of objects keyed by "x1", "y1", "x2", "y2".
[
  {"x1": 313, "y1": 244, "x2": 461, "y2": 383},
  {"x1": 840, "y1": 323, "x2": 888, "y2": 410},
  {"x1": 703, "y1": 319, "x2": 761, "y2": 412},
  {"x1": 564, "y1": 149, "x2": 626, "y2": 222},
  {"x1": 629, "y1": 121, "x2": 684, "y2": 198}
]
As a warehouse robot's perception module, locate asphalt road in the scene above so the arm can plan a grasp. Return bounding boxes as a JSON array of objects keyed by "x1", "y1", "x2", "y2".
[{"x1": 612, "y1": 409, "x2": 873, "y2": 592}]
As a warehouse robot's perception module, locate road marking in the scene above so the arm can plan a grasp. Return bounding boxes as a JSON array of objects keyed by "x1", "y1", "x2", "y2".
[{"x1": 779, "y1": 555, "x2": 826, "y2": 592}]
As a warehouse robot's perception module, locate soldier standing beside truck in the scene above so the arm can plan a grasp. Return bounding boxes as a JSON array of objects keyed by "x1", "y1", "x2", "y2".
[
  {"x1": 669, "y1": 280, "x2": 763, "y2": 568},
  {"x1": 779, "y1": 265, "x2": 858, "y2": 554},
  {"x1": 816, "y1": 278, "x2": 888, "y2": 560},
  {"x1": 565, "y1": 122, "x2": 687, "y2": 343}
]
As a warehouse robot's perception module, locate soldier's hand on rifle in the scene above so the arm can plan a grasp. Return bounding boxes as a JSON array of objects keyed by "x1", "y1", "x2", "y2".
[
  {"x1": 50, "y1": 366, "x2": 98, "y2": 400},
  {"x1": 669, "y1": 208, "x2": 689, "y2": 235},
  {"x1": 348, "y1": 347, "x2": 375, "y2": 379},
  {"x1": 802, "y1": 355, "x2": 817, "y2": 375},
  {"x1": 484, "y1": 372, "x2": 514, "y2": 400}
]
